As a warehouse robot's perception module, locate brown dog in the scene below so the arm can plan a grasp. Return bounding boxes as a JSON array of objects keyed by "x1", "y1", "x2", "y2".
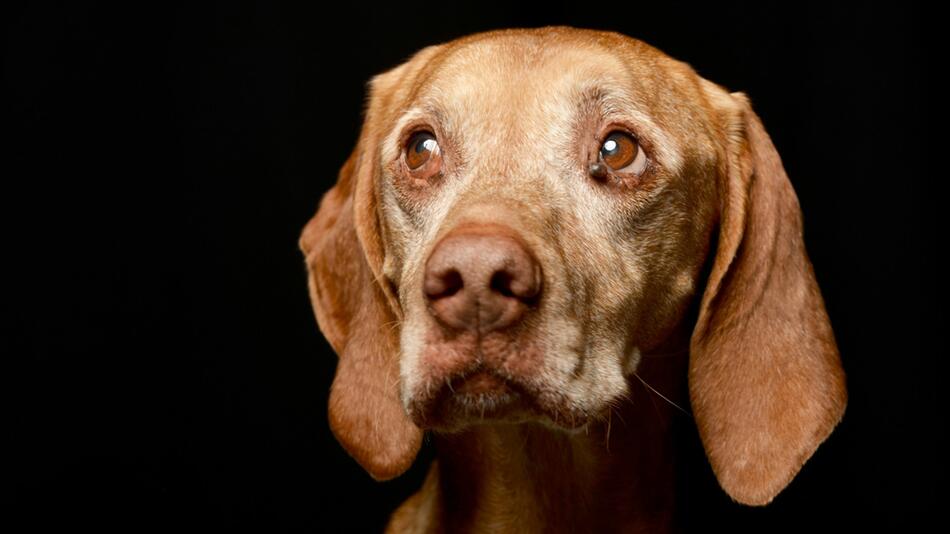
[{"x1": 300, "y1": 27, "x2": 847, "y2": 532}]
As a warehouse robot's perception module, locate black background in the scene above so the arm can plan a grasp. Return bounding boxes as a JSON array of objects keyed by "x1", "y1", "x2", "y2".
[{"x1": 6, "y1": 1, "x2": 937, "y2": 532}]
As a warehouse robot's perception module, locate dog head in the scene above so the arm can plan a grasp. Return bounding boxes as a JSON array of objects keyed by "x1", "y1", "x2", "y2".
[{"x1": 300, "y1": 27, "x2": 846, "y2": 505}]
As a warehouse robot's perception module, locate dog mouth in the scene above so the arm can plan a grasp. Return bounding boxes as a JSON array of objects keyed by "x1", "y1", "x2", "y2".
[
  {"x1": 408, "y1": 365, "x2": 598, "y2": 431},
  {"x1": 453, "y1": 369, "x2": 511, "y2": 396},
  {"x1": 409, "y1": 367, "x2": 529, "y2": 430}
]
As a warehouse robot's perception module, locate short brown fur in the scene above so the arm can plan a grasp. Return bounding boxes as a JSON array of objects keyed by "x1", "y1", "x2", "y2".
[{"x1": 300, "y1": 27, "x2": 846, "y2": 532}]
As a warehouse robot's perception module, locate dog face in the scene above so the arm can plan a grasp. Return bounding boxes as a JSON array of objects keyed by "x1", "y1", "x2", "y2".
[
  {"x1": 301, "y1": 27, "x2": 846, "y2": 506},
  {"x1": 377, "y1": 34, "x2": 718, "y2": 431}
]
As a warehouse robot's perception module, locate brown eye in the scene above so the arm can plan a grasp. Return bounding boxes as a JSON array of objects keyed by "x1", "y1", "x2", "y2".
[
  {"x1": 599, "y1": 131, "x2": 639, "y2": 170},
  {"x1": 406, "y1": 131, "x2": 440, "y2": 170}
]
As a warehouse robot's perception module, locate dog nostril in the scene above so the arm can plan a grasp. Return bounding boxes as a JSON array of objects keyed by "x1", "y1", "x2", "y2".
[
  {"x1": 489, "y1": 270, "x2": 516, "y2": 298},
  {"x1": 425, "y1": 269, "x2": 463, "y2": 300},
  {"x1": 490, "y1": 265, "x2": 540, "y2": 302}
]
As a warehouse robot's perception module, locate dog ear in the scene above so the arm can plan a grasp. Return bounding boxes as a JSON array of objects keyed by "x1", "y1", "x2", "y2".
[
  {"x1": 299, "y1": 68, "x2": 423, "y2": 481},
  {"x1": 689, "y1": 90, "x2": 847, "y2": 505}
]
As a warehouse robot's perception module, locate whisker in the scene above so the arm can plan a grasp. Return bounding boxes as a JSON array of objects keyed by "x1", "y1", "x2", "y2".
[
  {"x1": 383, "y1": 319, "x2": 402, "y2": 333},
  {"x1": 611, "y1": 403, "x2": 629, "y2": 427},
  {"x1": 644, "y1": 381, "x2": 663, "y2": 423},
  {"x1": 632, "y1": 372, "x2": 691, "y2": 417}
]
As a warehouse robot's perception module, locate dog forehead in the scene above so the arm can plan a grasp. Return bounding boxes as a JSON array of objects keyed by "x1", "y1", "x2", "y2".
[
  {"x1": 421, "y1": 34, "x2": 661, "y2": 109},
  {"x1": 454, "y1": 37, "x2": 616, "y2": 77}
]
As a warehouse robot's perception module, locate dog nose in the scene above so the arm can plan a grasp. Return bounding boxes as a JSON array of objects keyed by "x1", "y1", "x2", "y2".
[{"x1": 423, "y1": 227, "x2": 541, "y2": 332}]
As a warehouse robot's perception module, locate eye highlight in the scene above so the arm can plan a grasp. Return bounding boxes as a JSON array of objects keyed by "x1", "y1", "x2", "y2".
[
  {"x1": 591, "y1": 130, "x2": 648, "y2": 181},
  {"x1": 406, "y1": 131, "x2": 440, "y2": 170}
]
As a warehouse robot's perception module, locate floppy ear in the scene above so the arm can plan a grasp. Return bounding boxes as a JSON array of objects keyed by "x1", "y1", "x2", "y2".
[
  {"x1": 689, "y1": 91, "x2": 847, "y2": 505},
  {"x1": 299, "y1": 77, "x2": 422, "y2": 481}
]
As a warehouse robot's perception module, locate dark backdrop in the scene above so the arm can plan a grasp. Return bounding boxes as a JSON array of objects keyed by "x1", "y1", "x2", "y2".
[{"x1": 6, "y1": 1, "x2": 937, "y2": 532}]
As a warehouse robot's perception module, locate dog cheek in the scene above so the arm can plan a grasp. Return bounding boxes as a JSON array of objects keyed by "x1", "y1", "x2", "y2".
[{"x1": 398, "y1": 313, "x2": 429, "y2": 410}]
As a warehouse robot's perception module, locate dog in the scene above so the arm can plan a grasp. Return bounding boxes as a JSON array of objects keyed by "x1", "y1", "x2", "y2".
[{"x1": 299, "y1": 27, "x2": 847, "y2": 532}]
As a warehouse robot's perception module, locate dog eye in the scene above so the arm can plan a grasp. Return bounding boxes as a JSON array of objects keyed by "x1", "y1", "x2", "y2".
[
  {"x1": 406, "y1": 131, "x2": 440, "y2": 170},
  {"x1": 598, "y1": 131, "x2": 647, "y2": 175}
]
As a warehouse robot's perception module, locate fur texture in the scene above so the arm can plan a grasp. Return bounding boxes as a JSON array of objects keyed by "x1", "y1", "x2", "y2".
[{"x1": 299, "y1": 27, "x2": 847, "y2": 532}]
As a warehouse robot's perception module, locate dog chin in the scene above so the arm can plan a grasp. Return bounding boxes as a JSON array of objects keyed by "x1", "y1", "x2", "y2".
[{"x1": 407, "y1": 370, "x2": 602, "y2": 432}]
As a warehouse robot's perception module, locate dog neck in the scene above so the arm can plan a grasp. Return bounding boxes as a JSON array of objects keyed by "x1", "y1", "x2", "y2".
[{"x1": 388, "y1": 353, "x2": 685, "y2": 533}]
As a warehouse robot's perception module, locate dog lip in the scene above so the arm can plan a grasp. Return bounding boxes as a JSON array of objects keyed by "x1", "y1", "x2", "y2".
[
  {"x1": 443, "y1": 367, "x2": 524, "y2": 407},
  {"x1": 409, "y1": 366, "x2": 527, "y2": 428},
  {"x1": 453, "y1": 369, "x2": 509, "y2": 395}
]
